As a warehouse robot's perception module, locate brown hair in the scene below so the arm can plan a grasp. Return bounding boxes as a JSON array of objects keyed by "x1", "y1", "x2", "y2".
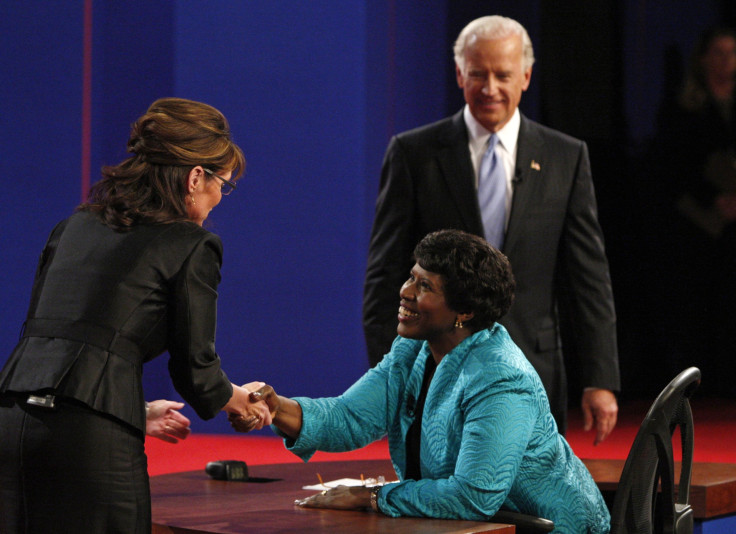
[{"x1": 79, "y1": 97, "x2": 245, "y2": 230}]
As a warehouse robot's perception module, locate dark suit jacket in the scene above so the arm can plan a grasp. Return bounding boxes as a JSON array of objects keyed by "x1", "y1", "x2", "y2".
[
  {"x1": 363, "y1": 110, "x2": 620, "y2": 430},
  {"x1": 0, "y1": 211, "x2": 233, "y2": 433}
]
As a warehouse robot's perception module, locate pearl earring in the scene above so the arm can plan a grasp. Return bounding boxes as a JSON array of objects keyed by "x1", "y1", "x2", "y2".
[
  {"x1": 190, "y1": 194, "x2": 196, "y2": 206},
  {"x1": 454, "y1": 319, "x2": 464, "y2": 329}
]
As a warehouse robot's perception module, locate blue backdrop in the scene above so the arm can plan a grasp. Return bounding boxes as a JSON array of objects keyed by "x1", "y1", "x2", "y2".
[
  {"x1": 0, "y1": 1, "x2": 726, "y2": 433},
  {"x1": 0, "y1": 0, "x2": 453, "y2": 434}
]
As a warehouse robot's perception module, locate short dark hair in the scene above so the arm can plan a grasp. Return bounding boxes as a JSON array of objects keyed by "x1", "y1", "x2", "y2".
[{"x1": 413, "y1": 229, "x2": 515, "y2": 330}]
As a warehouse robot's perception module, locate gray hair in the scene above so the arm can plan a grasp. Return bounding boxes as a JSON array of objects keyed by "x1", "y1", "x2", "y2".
[{"x1": 453, "y1": 16, "x2": 535, "y2": 73}]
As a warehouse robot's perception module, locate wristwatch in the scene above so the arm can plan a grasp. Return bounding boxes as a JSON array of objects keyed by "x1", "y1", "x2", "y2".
[{"x1": 370, "y1": 485, "x2": 381, "y2": 513}]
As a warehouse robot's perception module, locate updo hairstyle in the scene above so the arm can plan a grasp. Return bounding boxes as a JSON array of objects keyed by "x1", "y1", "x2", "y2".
[{"x1": 80, "y1": 97, "x2": 245, "y2": 229}]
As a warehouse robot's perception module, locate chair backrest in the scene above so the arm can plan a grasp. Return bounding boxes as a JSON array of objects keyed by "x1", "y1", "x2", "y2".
[{"x1": 610, "y1": 367, "x2": 701, "y2": 534}]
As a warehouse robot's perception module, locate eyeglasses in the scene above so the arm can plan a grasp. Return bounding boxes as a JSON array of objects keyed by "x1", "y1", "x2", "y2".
[{"x1": 203, "y1": 167, "x2": 237, "y2": 196}]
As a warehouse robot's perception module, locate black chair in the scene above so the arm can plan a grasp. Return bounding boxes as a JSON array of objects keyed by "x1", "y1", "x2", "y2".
[
  {"x1": 490, "y1": 509, "x2": 554, "y2": 533},
  {"x1": 610, "y1": 366, "x2": 701, "y2": 534}
]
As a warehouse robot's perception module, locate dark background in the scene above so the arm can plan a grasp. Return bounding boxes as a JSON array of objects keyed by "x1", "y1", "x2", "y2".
[{"x1": 2, "y1": 1, "x2": 733, "y2": 433}]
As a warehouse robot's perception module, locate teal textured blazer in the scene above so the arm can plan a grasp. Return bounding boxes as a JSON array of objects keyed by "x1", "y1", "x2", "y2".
[
  {"x1": 285, "y1": 325, "x2": 610, "y2": 533},
  {"x1": 363, "y1": 110, "x2": 620, "y2": 433}
]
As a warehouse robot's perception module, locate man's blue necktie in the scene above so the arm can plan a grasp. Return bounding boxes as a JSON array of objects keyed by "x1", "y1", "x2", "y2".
[{"x1": 478, "y1": 133, "x2": 506, "y2": 249}]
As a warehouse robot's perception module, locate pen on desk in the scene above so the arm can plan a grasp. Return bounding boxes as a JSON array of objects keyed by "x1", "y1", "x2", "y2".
[
  {"x1": 361, "y1": 473, "x2": 365, "y2": 486},
  {"x1": 317, "y1": 473, "x2": 324, "y2": 487}
]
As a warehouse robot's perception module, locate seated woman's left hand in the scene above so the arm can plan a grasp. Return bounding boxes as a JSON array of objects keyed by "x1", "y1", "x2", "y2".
[{"x1": 295, "y1": 485, "x2": 372, "y2": 510}]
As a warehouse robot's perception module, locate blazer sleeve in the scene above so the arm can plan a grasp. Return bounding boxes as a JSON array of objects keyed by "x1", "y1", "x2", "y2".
[
  {"x1": 282, "y1": 359, "x2": 394, "y2": 460},
  {"x1": 363, "y1": 136, "x2": 417, "y2": 366},
  {"x1": 167, "y1": 233, "x2": 233, "y2": 419},
  {"x1": 559, "y1": 141, "x2": 620, "y2": 391},
  {"x1": 24, "y1": 219, "x2": 69, "y2": 322}
]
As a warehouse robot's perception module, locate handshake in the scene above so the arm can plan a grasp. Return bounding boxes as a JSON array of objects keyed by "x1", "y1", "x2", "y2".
[{"x1": 225, "y1": 381, "x2": 281, "y2": 433}]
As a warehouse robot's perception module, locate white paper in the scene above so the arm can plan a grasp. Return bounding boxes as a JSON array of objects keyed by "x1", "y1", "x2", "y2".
[
  {"x1": 302, "y1": 478, "x2": 365, "y2": 491},
  {"x1": 302, "y1": 476, "x2": 394, "y2": 491}
]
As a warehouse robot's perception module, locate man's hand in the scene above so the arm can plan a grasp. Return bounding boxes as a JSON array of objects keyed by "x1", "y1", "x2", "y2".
[{"x1": 581, "y1": 388, "x2": 618, "y2": 445}]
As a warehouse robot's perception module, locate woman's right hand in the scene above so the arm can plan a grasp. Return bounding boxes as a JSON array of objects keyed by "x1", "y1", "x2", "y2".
[
  {"x1": 223, "y1": 382, "x2": 272, "y2": 432},
  {"x1": 228, "y1": 384, "x2": 280, "y2": 432},
  {"x1": 249, "y1": 384, "x2": 281, "y2": 417}
]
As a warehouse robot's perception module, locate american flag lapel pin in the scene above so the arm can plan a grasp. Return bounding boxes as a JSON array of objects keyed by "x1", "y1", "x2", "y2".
[{"x1": 530, "y1": 160, "x2": 541, "y2": 171}]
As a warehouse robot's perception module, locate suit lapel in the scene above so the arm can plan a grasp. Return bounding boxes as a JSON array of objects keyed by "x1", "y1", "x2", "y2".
[
  {"x1": 436, "y1": 110, "x2": 484, "y2": 234},
  {"x1": 506, "y1": 115, "x2": 545, "y2": 247}
]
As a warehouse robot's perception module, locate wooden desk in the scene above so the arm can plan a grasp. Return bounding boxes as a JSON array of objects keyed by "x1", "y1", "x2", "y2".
[
  {"x1": 582, "y1": 459, "x2": 736, "y2": 519},
  {"x1": 151, "y1": 459, "x2": 514, "y2": 533}
]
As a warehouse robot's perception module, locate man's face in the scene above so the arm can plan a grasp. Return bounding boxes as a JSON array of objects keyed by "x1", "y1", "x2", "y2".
[
  {"x1": 456, "y1": 33, "x2": 532, "y2": 132},
  {"x1": 703, "y1": 35, "x2": 736, "y2": 83}
]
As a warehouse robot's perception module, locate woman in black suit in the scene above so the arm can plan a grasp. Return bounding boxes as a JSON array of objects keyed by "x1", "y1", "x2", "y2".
[{"x1": 0, "y1": 97, "x2": 270, "y2": 533}]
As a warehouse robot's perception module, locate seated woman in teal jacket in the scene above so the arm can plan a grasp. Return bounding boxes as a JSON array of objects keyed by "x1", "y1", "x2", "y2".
[{"x1": 232, "y1": 229, "x2": 610, "y2": 533}]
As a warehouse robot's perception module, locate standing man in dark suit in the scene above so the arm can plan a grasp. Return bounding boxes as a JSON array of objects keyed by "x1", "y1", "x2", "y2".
[{"x1": 363, "y1": 15, "x2": 619, "y2": 443}]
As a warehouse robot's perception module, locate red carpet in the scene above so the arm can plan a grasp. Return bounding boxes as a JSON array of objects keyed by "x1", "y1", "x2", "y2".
[
  {"x1": 146, "y1": 397, "x2": 736, "y2": 477},
  {"x1": 566, "y1": 397, "x2": 736, "y2": 463},
  {"x1": 145, "y1": 434, "x2": 391, "y2": 476}
]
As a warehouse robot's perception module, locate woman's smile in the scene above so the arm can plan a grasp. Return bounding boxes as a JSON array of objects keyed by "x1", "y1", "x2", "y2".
[{"x1": 398, "y1": 305, "x2": 419, "y2": 322}]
